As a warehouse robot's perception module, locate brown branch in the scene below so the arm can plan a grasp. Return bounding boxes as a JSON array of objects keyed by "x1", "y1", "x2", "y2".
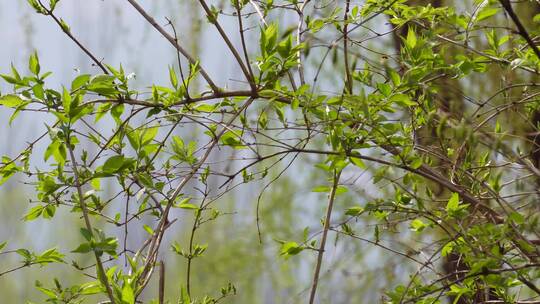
[
  {"x1": 343, "y1": 0, "x2": 353, "y2": 93},
  {"x1": 159, "y1": 261, "x2": 165, "y2": 304},
  {"x1": 197, "y1": 0, "x2": 255, "y2": 91},
  {"x1": 234, "y1": 2, "x2": 257, "y2": 91},
  {"x1": 308, "y1": 170, "x2": 341, "y2": 304},
  {"x1": 36, "y1": 0, "x2": 108, "y2": 74},
  {"x1": 125, "y1": 0, "x2": 220, "y2": 93},
  {"x1": 134, "y1": 98, "x2": 255, "y2": 297},
  {"x1": 499, "y1": 0, "x2": 540, "y2": 60},
  {"x1": 66, "y1": 131, "x2": 116, "y2": 303}
]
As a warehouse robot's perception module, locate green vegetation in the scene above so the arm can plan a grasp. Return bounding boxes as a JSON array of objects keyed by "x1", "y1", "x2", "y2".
[{"x1": 1, "y1": 0, "x2": 540, "y2": 303}]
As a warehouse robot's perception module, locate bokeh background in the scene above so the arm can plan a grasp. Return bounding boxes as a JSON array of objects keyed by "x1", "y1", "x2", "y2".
[{"x1": 0, "y1": 1, "x2": 418, "y2": 303}]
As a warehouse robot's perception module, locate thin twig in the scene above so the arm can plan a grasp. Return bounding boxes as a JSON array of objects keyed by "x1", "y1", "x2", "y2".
[
  {"x1": 499, "y1": 0, "x2": 540, "y2": 60},
  {"x1": 36, "y1": 0, "x2": 108, "y2": 74},
  {"x1": 66, "y1": 129, "x2": 116, "y2": 303},
  {"x1": 125, "y1": 0, "x2": 220, "y2": 92},
  {"x1": 134, "y1": 98, "x2": 255, "y2": 297},
  {"x1": 234, "y1": 1, "x2": 257, "y2": 91},
  {"x1": 159, "y1": 261, "x2": 165, "y2": 304},
  {"x1": 197, "y1": 0, "x2": 255, "y2": 91},
  {"x1": 343, "y1": 0, "x2": 353, "y2": 93},
  {"x1": 308, "y1": 170, "x2": 341, "y2": 304}
]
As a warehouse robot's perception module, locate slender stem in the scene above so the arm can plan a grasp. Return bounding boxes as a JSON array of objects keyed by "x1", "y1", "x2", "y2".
[
  {"x1": 343, "y1": 0, "x2": 353, "y2": 93},
  {"x1": 198, "y1": 0, "x2": 255, "y2": 91},
  {"x1": 499, "y1": 0, "x2": 540, "y2": 60},
  {"x1": 308, "y1": 170, "x2": 341, "y2": 304},
  {"x1": 186, "y1": 198, "x2": 204, "y2": 296},
  {"x1": 135, "y1": 98, "x2": 255, "y2": 296},
  {"x1": 158, "y1": 261, "x2": 165, "y2": 304},
  {"x1": 125, "y1": 0, "x2": 220, "y2": 93},
  {"x1": 296, "y1": 0, "x2": 311, "y2": 86},
  {"x1": 36, "y1": 0, "x2": 108, "y2": 74},
  {"x1": 234, "y1": 1, "x2": 257, "y2": 91},
  {"x1": 66, "y1": 131, "x2": 116, "y2": 304}
]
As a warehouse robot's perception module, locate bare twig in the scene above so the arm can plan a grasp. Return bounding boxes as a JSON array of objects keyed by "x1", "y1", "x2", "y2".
[
  {"x1": 197, "y1": 0, "x2": 256, "y2": 91},
  {"x1": 125, "y1": 0, "x2": 220, "y2": 92},
  {"x1": 308, "y1": 170, "x2": 341, "y2": 304},
  {"x1": 499, "y1": 0, "x2": 540, "y2": 60}
]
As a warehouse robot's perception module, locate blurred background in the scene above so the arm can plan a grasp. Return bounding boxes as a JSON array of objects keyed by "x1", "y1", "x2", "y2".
[{"x1": 0, "y1": 1, "x2": 432, "y2": 303}]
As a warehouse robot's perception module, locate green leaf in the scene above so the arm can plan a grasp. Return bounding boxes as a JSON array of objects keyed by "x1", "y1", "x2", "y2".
[
  {"x1": 260, "y1": 23, "x2": 278, "y2": 55},
  {"x1": 410, "y1": 219, "x2": 426, "y2": 232},
  {"x1": 102, "y1": 155, "x2": 135, "y2": 174},
  {"x1": 476, "y1": 7, "x2": 499, "y2": 22},
  {"x1": 121, "y1": 284, "x2": 135, "y2": 304},
  {"x1": 179, "y1": 203, "x2": 198, "y2": 210},
  {"x1": 102, "y1": 155, "x2": 125, "y2": 174},
  {"x1": 441, "y1": 241, "x2": 454, "y2": 257},
  {"x1": 0, "y1": 95, "x2": 24, "y2": 108},
  {"x1": 80, "y1": 228, "x2": 92, "y2": 241},
  {"x1": 36, "y1": 247, "x2": 64, "y2": 264},
  {"x1": 110, "y1": 104, "x2": 124, "y2": 122},
  {"x1": 445, "y1": 193, "x2": 469, "y2": 217},
  {"x1": 62, "y1": 87, "x2": 72, "y2": 115},
  {"x1": 27, "y1": 0, "x2": 48, "y2": 14},
  {"x1": 0, "y1": 74, "x2": 19, "y2": 84},
  {"x1": 72, "y1": 243, "x2": 92, "y2": 254},
  {"x1": 80, "y1": 281, "x2": 103, "y2": 295},
  {"x1": 87, "y1": 75, "x2": 117, "y2": 96},
  {"x1": 388, "y1": 68, "x2": 401, "y2": 86},
  {"x1": 312, "y1": 185, "x2": 329, "y2": 192},
  {"x1": 71, "y1": 74, "x2": 91, "y2": 91},
  {"x1": 16, "y1": 248, "x2": 32, "y2": 261},
  {"x1": 409, "y1": 157, "x2": 423, "y2": 169},
  {"x1": 24, "y1": 205, "x2": 44, "y2": 221},
  {"x1": 345, "y1": 206, "x2": 364, "y2": 216},
  {"x1": 220, "y1": 131, "x2": 245, "y2": 149},
  {"x1": 169, "y1": 66, "x2": 178, "y2": 88},
  {"x1": 279, "y1": 241, "x2": 303, "y2": 256},
  {"x1": 390, "y1": 94, "x2": 415, "y2": 107},
  {"x1": 335, "y1": 185, "x2": 348, "y2": 195},
  {"x1": 141, "y1": 126, "x2": 158, "y2": 146},
  {"x1": 49, "y1": 0, "x2": 59, "y2": 11},
  {"x1": 44, "y1": 139, "x2": 66, "y2": 165},
  {"x1": 350, "y1": 157, "x2": 366, "y2": 169},
  {"x1": 29, "y1": 52, "x2": 40, "y2": 75},
  {"x1": 405, "y1": 28, "x2": 417, "y2": 49},
  {"x1": 143, "y1": 224, "x2": 154, "y2": 235},
  {"x1": 509, "y1": 212, "x2": 525, "y2": 225},
  {"x1": 0, "y1": 241, "x2": 7, "y2": 253},
  {"x1": 95, "y1": 103, "x2": 111, "y2": 122},
  {"x1": 277, "y1": 34, "x2": 293, "y2": 58},
  {"x1": 311, "y1": 19, "x2": 325, "y2": 33},
  {"x1": 36, "y1": 286, "x2": 57, "y2": 299},
  {"x1": 446, "y1": 192, "x2": 460, "y2": 213}
]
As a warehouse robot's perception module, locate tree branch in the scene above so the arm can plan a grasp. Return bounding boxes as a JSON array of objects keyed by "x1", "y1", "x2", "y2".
[
  {"x1": 125, "y1": 0, "x2": 220, "y2": 93},
  {"x1": 499, "y1": 0, "x2": 540, "y2": 60},
  {"x1": 308, "y1": 170, "x2": 341, "y2": 304}
]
